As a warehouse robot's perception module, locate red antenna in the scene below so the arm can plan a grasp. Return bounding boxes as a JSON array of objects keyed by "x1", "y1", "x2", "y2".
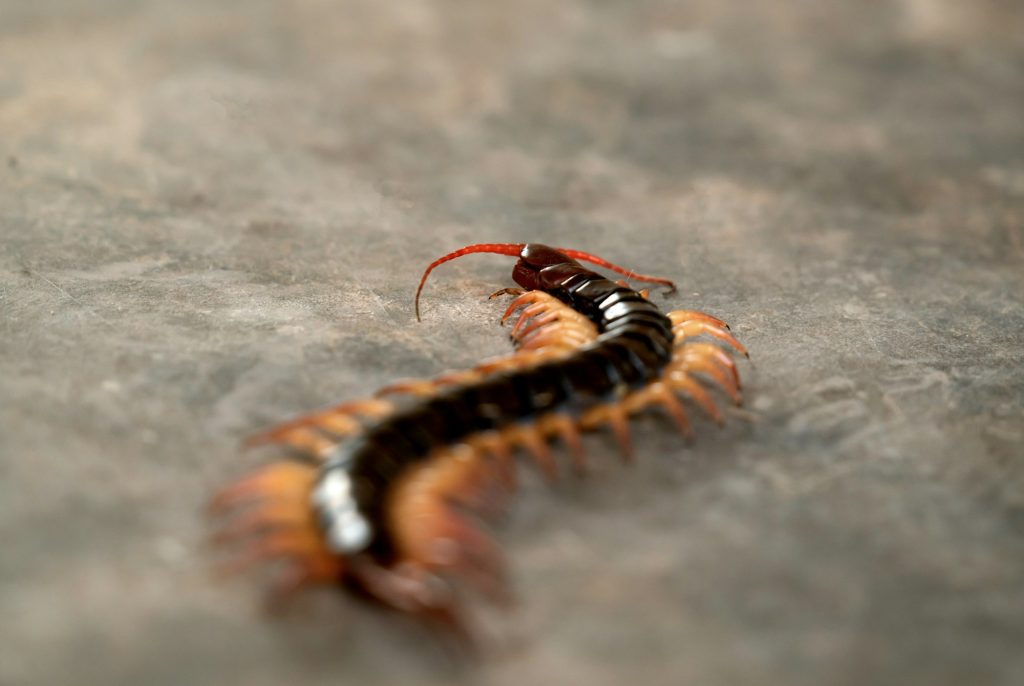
[
  {"x1": 415, "y1": 243, "x2": 524, "y2": 321},
  {"x1": 555, "y1": 248, "x2": 677, "y2": 294}
]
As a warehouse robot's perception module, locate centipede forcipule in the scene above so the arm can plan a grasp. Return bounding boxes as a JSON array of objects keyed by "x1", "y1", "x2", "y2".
[{"x1": 209, "y1": 243, "x2": 748, "y2": 637}]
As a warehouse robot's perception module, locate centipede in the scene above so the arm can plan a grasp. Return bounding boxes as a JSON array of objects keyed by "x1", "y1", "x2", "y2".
[{"x1": 209, "y1": 242, "x2": 748, "y2": 637}]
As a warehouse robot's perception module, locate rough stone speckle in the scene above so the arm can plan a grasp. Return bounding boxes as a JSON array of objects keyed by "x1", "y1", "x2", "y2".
[{"x1": 1, "y1": 2, "x2": 1022, "y2": 685}]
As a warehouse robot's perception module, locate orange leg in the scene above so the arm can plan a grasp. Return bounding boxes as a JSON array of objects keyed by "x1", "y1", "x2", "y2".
[
  {"x1": 488, "y1": 287, "x2": 526, "y2": 300},
  {"x1": 346, "y1": 556, "x2": 480, "y2": 649},
  {"x1": 501, "y1": 291, "x2": 552, "y2": 325},
  {"x1": 673, "y1": 319, "x2": 749, "y2": 357},
  {"x1": 538, "y1": 413, "x2": 588, "y2": 475},
  {"x1": 675, "y1": 341, "x2": 741, "y2": 390},
  {"x1": 672, "y1": 349, "x2": 742, "y2": 404},
  {"x1": 510, "y1": 298, "x2": 592, "y2": 337},
  {"x1": 668, "y1": 309, "x2": 731, "y2": 330},
  {"x1": 510, "y1": 303, "x2": 555, "y2": 337},
  {"x1": 623, "y1": 382, "x2": 695, "y2": 440},
  {"x1": 581, "y1": 403, "x2": 634, "y2": 461},
  {"x1": 474, "y1": 350, "x2": 550, "y2": 374},
  {"x1": 667, "y1": 372, "x2": 724, "y2": 424},
  {"x1": 388, "y1": 445, "x2": 510, "y2": 604},
  {"x1": 517, "y1": 320, "x2": 597, "y2": 352},
  {"x1": 375, "y1": 378, "x2": 439, "y2": 398},
  {"x1": 208, "y1": 461, "x2": 344, "y2": 599},
  {"x1": 501, "y1": 425, "x2": 560, "y2": 481},
  {"x1": 516, "y1": 311, "x2": 562, "y2": 339},
  {"x1": 246, "y1": 399, "x2": 395, "y2": 460},
  {"x1": 466, "y1": 431, "x2": 519, "y2": 492},
  {"x1": 431, "y1": 369, "x2": 485, "y2": 388}
]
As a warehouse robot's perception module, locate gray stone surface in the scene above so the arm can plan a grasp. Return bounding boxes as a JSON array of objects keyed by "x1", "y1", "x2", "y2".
[{"x1": 2, "y1": 1, "x2": 1023, "y2": 684}]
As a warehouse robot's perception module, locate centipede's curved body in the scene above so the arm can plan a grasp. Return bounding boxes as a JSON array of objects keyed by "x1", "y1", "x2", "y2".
[{"x1": 210, "y1": 243, "x2": 747, "y2": 634}]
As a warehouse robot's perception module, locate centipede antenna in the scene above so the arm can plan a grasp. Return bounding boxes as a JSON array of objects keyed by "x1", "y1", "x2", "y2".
[
  {"x1": 555, "y1": 248, "x2": 677, "y2": 294},
  {"x1": 415, "y1": 243, "x2": 525, "y2": 321}
]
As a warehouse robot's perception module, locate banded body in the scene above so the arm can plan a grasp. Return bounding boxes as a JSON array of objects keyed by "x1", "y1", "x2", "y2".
[{"x1": 210, "y1": 243, "x2": 747, "y2": 631}]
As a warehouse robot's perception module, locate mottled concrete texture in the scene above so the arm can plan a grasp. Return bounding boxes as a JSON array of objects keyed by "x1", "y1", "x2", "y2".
[{"x1": 2, "y1": 1, "x2": 1023, "y2": 684}]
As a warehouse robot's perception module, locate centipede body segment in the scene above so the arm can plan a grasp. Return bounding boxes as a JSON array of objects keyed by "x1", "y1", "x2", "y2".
[{"x1": 209, "y1": 242, "x2": 748, "y2": 634}]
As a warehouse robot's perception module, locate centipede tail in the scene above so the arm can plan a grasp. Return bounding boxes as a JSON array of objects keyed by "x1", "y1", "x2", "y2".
[{"x1": 209, "y1": 242, "x2": 747, "y2": 639}]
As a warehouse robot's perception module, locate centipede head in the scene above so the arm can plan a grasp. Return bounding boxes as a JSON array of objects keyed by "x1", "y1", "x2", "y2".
[{"x1": 414, "y1": 243, "x2": 677, "y2": 321}]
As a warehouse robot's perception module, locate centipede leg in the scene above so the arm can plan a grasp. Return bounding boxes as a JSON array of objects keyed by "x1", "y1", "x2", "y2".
[
  {"x1": 380, "y1": 369, "x2": 492, "y2": 398},
  {"x1": 503, "y1": 425, "x2": 560, "y2": 481},
  {"x1": 208, "y1": 461, "x2": 344, "y2": 593},
  {"x1": 647, "y1": 382, "x2": 695, "y2": 439},
  {"x1": 510, "y1": 303, "x2": 556, "y2": 337},
  {"x1": 433, "y1": 370, "x2": 486, "y2": 388},
  {"x1": 517, "y1": 327, "x2": 595, "y2": 354},
  {"x1": 539, "y1": 413, "x2": 588, "y2": 475},
  {"x1": 668, "y1": 372, "x2": 724, "y2": 425},
  {"x1": 245, "y1": 426, "x2": 339, "y2": 460},
  {"x1": 388, "y1": 447, "x2": 511, "y2": 604},
  {"x1": 473, "y1": 351, "x2": 549, "y2": 375},
  {"x1": 668, "y1": 309, "x2": 730, "y2": 330},
  {"x1": 441, "y1": 445, "x2": 512, "y2": 521},
  {"x1": 488, "y1": 287, "x2": 525, "y2": 300},
  {"x1": 673, "y1": 320, "x2": 749, "y2": 357},
  {"x1": 582, "y1": 403, "x2": 634, "y2": 461},
  {"x1": 515, "y1": 311, "x2": 561, "y2": 339},
  {"x1": 347, "y1": 557, "x2": 476, "y2": 648},
  {"x1": 468, "y1": 432, "x2": 518, "y2": 493},
  {"x1": 213, "y1": 529, "x2": 336, "y2": 580},
  {"x1": 376, "y1": 379, "x2": 439, "y2": 398},
  {"x1": 246, "y1": 399, "x2": 396, "y2": 459},
  {"x1": 426, "y1": 510, "x2": 509, "y2": 604},
  {"x1": 678, "y1": 342, "x2": 742, "y2": 390},
  {"x1": 673, "y1": 351, "x2": 742, "y2": 404},
  {"x1": 501, "y1": 291, "x2": 559, "y2": 326}
]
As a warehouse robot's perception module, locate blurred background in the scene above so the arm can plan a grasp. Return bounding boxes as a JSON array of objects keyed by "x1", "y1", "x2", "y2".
[{"x1": 1, "y1": 1, "x2": 1022, "y2": 684}]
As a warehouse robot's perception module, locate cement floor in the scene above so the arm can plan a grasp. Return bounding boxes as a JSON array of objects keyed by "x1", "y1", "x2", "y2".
[{"x1": 2, "y1": 2, "x2": 1022, "y2": 685}]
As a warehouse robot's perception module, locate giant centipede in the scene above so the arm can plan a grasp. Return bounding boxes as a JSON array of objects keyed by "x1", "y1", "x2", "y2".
[{"x1": 209, "y1": 243, "x2": 748, "y2": 636}]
